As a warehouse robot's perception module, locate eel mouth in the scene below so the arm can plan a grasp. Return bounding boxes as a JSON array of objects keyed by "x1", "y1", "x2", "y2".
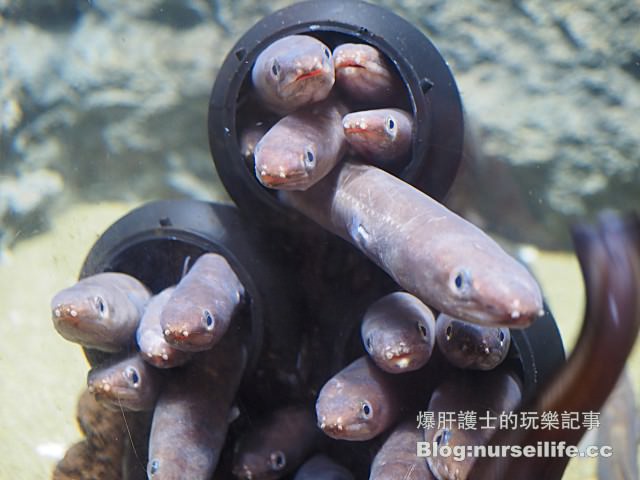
[
  {"x1": 335, "y1": 59, "x2": 367, "y2": 70},
  {"x1": 257, "y1": 171, "x2": 308, "y2": 189},
  {"x1": 295, "y1": 67, "x2": 324, "y2": 82},
  {"x1": 343, "y1": 125, "x2": 369, "y2": 135},
  {"x1": 388, "y1": 353, "x2": 416, "y2": 369},
  {"x1": 320, "y1": 421, "x2": 366, "y2": 437}
]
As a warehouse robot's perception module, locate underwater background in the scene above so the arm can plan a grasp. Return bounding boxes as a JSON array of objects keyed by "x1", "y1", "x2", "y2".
[{"x1": 0, "y1": 0, "x2": 638, "y2": 478}]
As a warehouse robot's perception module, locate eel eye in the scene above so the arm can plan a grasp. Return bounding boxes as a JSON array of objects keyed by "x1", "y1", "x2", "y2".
[
  {"x1": 452, "y1": 269, "x2": 472, "y2": 294},
  {"x1": 365, "y1": 336, "x2": 373, "y2": 353},
  {"x1": 125, "y1": 367, "x2": 140, "y2": 387},
  {"x1": 445, "y1": 324, "x2": 453, "y2": 341},
  {"x1": 361, "y1": 401, "x2": 373, "y2": 419},
  {"x1": 386, "y1": 117, "x2": 396, "y2": 132},
  {"x1": 418, "y1": 322, "x2": 428, "y2": 338},
  {"x1": 148, "y1": 459, "x2": 160, "y2": 476},
  {"x1": 271, "y1": 60, "x2": 280, "y2": 77},
  {"x1": 434, "y1": 428, "x2": 451, "y2": 447},
  {"x1": 305, "y1": 148, "x2": 315, "y2": 166},
  {"x1": 96, "y1": 296, "x2": 106, "y2": 317},
  {"x1": 270, "y1": 451, "x2": 286, "y2": 471},
  {"x1": 203, "y1": 309, "x2": 215, "y2": 331},
  {"x1": 499, "y1": 330, "x2": 506, "y2": 345}
]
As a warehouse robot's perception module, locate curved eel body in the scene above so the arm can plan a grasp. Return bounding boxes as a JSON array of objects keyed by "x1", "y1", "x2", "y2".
[
  {"x1": 232, "y1": 405, "x2": 319, "y2": 479},
  {"x1": 282, "y1": 161, "x2": 544, "y2": 327},
  {"x1": 425, "y1": 369, "x2": 523, "y2": 480},
  {"x1": 470, "y1": 212, "x2": 640, "y2": 479},
  {"x1": 254, "y1": 97, "x2": 347, "y2": 190},
  {"x1": 136, "y1": 286, "x2": 192, "y2": 368},
  {"x1": 315, "y1": 356, "x2": 401, "y2": 441},
  {"x1": 370, "y1": 419, "x2": 434, "y2": 480},
  {"x1": 361, "y1": 291, "x2": 435, "y2": 373},
  {"x1": 435, "y1": 313, "x2": 511, "y2": 370},
  {"x1": 333, "y1": 43, "x2": 403, "y2": 104},
  {"x1": 147, "y1": 324, "x2": 248, "y2": 479},
  {"x1": 87, "y1": 353, "x2": 162, "y2": 412},
  {"x1": 343, "y1": 108, "x2": 413, "y2": 163},
  {"x1": 252, "y1": 35, "x2": 334, "y2": 114},
  {"x1": 293, "y1": 454, "x2": 353, "y2": 480},
  {"x1": 51, "y1": 272, "x2": 150, "y2": 352},
  {"x1": 161, "y1": 253, "x2": 244, "y2": 352}
]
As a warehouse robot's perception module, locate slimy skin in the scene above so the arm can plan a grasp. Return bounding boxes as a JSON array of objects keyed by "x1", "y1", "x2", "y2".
[
  {"x1": 51, "y1": 272, "x2": 151, "y2": 352},
  {"x1": 252, "y1": 35, "x2": 334, "y2": 114},
  {"x1": 161, "y1": 253, "x2": 244, "y2": 352},
  {"x1": 147, "y1": 325, "x2": 248, "y2": 479},
  {"x1": 282, "y1": 162, "x2": 544, "y2": 328},
  {"x1": 435, "y1": 313, "x2": 511, "y2": 371},
  {"x1": 425, "y1": 370, "x2": 522, "y2": 480},
  {"x1": 361, "y1": 292, "x2": 435, "y2": 373},
  {"x1": 333, "y1": 43, "x2": 403, "y2": 104},
  {"x1": 87, "y1": 354, "x2": 161, "y2": 412},
  {"x1": 315, "y1": 356, "x2": 400, "y2": 441},
  {"x1": 254, "y1": 97, "x2": 347, "y2": 190},
  {"x1": 293, "y1": 454, "x2": 354, "y2": 480},
  {"x1": 370, "y1": 420, "x2": 434, "y2": 480},
  {"x1": 136, "y1": 287, "x2": 192, "y2": 368},
  {"x1": 343, "y1": 109, "x2": 413, "y2": 163},
  {"x1": 232, "y1": 405, "x2": 319, "y2": 480}
]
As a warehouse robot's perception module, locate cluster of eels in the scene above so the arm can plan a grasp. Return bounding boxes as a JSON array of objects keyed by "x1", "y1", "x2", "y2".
[{"x1": 51, "y1": 34, "x2": 640, "y2": 480}]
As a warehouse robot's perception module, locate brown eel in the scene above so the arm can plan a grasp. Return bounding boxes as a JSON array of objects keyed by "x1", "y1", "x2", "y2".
[{"x1": 470, "y1": 211, "x2": 640, "y2": 479}]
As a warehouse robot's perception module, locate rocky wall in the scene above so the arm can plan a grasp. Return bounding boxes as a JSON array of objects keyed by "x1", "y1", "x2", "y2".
[{"x1": 1, "y1": 0, "x2": 638, "y2": 251}]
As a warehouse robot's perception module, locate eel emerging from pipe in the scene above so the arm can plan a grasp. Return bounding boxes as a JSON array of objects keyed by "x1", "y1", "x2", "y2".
[
  {"x1": 470, "y1": 211, "x2": 640, "y2": 479},
  {"x1": 282, "y1": 161, "x2": 544, "y2": 328},
  {"x1": 361, "y1": 291, "x2": 436, "y2": 374},
  {"x1": 435, "y1": 313, "x2": 511, "y2": 371},
  {"x1": 333, "y1": 43, "x2": 404, "y2": 105},
  {"x1": 252, "y1": 35, "x2": 335, "y2": 115}
]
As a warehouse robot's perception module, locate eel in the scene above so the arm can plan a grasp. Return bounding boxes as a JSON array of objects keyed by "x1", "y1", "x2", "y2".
[
  {"x1": 370, "y1": 419, "x2": 434, "y2": 480},
  {"x1": 333, "y1": 43, "x2": 404, "y2": 104},
  {"x1": 161, "y1": 252, "x2": 244, "y2": 352},
  {"x1": 343, "y1": 108, "x2": 413, "y2": 163},
  {"x1": 470, "y1": 212, "x2": 640, "y2": 479},
  {"x1": 87, "y1": 353, "x2": 162, "y2": 412},
  {"x1": 136, "y1": 286, "x2": 192, "y2": 368},
  {"x1": 293, "y1": 454, "x2": 354, "y2": 480},
  {"x1": 424, "y1": 369, "x2": 523, "y2": 480},
  {"x1": 361, "y1": 291, "x2": 436, "y2": 373},
  {"x1": 147, "y1": 323, "x2": 248, "y2": 479},
  {"x1": 315, "y1": 355, "x2": 402, "y2": 441},
  {"x1": 281, "y1": 161, "x2": 544, "y2": 327},
  {"x1": 232, "y1": 404, "x2": 320, "y2": 479},
  {"x1": 252, "y1": 35, "x2": 334, "y2": 114},
  {"x1": 51, "y1": 272, "x2": 151, "y2": 352},
  {"x1": 435, "y1": 313, "x2": 511, "y2": 370},
  {"x1": 254, "y1": 97, "x2": 347, "y2": 190}
]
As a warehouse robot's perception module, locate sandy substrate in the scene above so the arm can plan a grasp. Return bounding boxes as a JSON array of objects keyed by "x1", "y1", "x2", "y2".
[{"x1": 0, "y1": 201, "x2": 637, "y2": 479}]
